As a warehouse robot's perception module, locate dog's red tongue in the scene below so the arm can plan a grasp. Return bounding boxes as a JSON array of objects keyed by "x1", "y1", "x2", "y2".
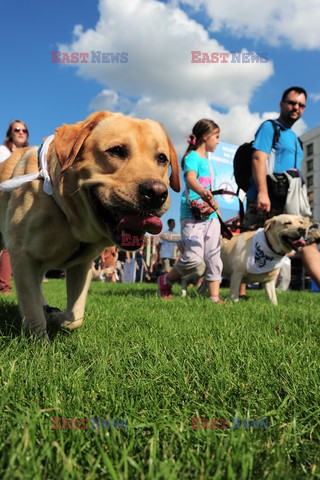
[
  {"x1": 117, "y1": 214, "x2": 163, "y2": 235},
  {"x1": 292, "y1": 237, "x2": 306, "y2": 250}
]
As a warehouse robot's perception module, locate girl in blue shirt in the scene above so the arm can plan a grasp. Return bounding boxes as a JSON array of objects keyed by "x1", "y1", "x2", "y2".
[{"x1": 158, "y1": 118, "x2": 225, "y2": 303}]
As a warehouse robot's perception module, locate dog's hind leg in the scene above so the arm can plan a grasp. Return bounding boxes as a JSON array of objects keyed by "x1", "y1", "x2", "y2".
[
  {"x1": 229, "y1": 273, "x2": 243, "y2": 302},
  {"x1": 197, "y1": 279, "x2": 208, "y2": 296},
  {"x1": 47, "y1": 261, "x2": 92, "y2": 331},
  {"x1": 262, "y1": 280, "x2": 278, "y2": 305},
  {"x1": 181, "y1": 277, "x2": 188, "y2": 297}
]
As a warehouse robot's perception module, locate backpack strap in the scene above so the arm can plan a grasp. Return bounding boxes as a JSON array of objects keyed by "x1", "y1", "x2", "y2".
[
  {"x1": 268, "y1": 119, "x2": 282, "y2": 149},
  {"x1": 269, "y1": 119, "x2": 301, "y2": 169}
]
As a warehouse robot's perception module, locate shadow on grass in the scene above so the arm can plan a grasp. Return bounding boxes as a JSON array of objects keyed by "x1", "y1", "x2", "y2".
[
  {"x1": 0, "y1": 299, "x2": 71, "y2": 341},
  {"x1": 0, "y1": 299, "x2": 22, "y2": 338}
]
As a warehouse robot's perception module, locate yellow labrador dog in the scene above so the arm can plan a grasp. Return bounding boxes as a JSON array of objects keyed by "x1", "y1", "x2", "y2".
[
  {"x1": 0, "y1": 111, "x2": 180, "y2": 339},
  {"x1": 221, "y1": 214, "x2": 312, "y2": 305}
]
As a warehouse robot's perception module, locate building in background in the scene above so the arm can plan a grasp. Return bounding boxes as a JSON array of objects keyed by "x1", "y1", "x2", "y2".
[{"x1": 301, "y1": 126, "x2": 320, "y2": 221}]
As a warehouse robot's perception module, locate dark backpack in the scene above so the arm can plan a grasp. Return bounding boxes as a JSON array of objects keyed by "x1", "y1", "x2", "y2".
[{"x1": 233, "y1": 120, "x2": 281, "y2": 193}]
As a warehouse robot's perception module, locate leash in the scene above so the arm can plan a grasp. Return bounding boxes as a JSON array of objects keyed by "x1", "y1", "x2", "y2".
[{"x1": 210, "y1": 189, "x2": 244, "y2": 240}]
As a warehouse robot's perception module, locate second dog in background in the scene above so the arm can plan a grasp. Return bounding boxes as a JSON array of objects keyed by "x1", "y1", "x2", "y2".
[{"x1": 220, "y1": 214, "x2": 312, "y2": 305}]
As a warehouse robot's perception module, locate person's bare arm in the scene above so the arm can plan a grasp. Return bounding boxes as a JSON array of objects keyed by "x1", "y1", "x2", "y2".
[
  {"x1": 186, "y1": 170, "x2": 219, "y2": 210},
  {"x1": 251, "y1": 150, "x2": 270, "y2": 212},
  {"x1": 160, "y1": 232, "x2": 181, "y2": 243}
]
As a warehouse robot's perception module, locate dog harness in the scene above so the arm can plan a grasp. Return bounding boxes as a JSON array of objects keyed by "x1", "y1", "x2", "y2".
[
  {"x1": 0, "y1": 135, "x2": 91, "y2": 263},
  {"x1": 247, "y1": 228, "x2": 287, "y2": 274},
  {"x1": 0, "y1": 135, "x2": 54, "y2": 195}
]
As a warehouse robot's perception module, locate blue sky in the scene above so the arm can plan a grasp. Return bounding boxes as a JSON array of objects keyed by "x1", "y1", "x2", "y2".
[{"x1": 1, "y1": 0, "x2": 319, "y2": 231}]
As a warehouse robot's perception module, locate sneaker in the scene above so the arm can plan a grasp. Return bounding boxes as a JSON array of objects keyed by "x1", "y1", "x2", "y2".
[
  {"x1": 158, "y1": 274, "x2": 172, "y2": 299},
  {"x1": 239, "y1": 295, "x2": 250, "y2": 301}
]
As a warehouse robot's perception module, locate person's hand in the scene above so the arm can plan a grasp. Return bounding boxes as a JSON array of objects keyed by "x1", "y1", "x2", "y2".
[
  {"x1": 200, "y1": 189, "x2": 213, "y2": 202},
  {"x1": 257, "y1": 192, "x2": 271, "y2": 212},
  {"x1": 211, "y1": 200, "x2": 219, "y2": 211},
  {"x1": 202, "y1": 191, "x2": 218, "y2": 211}
]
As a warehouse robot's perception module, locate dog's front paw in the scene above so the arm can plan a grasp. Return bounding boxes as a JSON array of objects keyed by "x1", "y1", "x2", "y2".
[
  {"x1": 59, "y1": 318, "x2": 84, "y2": 330},
  {"x1": 44, "y1": 306, "x2": 83, "y2": 331}
]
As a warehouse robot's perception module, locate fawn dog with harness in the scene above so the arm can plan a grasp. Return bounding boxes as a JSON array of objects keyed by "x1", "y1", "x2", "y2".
[{"x1": 0, "y1": 111, "x2": 180, "y2": 339}]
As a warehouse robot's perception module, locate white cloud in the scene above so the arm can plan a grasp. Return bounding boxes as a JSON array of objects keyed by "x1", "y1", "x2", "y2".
[
  {"x1": 310, "y1": 92, "x2": 320, "y2": 102},
  {"x1": 59, "y1": 0, "x2": 272, "y2": 108},
  {"x1": 58, "y1": 0, "x2": 276, "y2": 150},
  {"x1": 59, "y1": 0, "x2": 273, "y2": 107},
  {"x1": 179, "y1": 0, "x2": 320, "y2": 50},
  {"x1": 58, "y1": 0, "x2": 308, "y2": 157},
  {"x1": 89, "y1": 89, "x2": 134, "y2": 112},
  {"x1": 131, "y1": 99, "x2": 307, "y2": 151}
]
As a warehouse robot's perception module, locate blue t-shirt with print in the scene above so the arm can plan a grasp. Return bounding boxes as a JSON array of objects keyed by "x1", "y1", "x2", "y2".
[
  {"x1": 180, "y1": 150, "x2": 218, "y2": 220},
  {"x1": 247, "y1": 119, "x2": 303, "y2": 199}
]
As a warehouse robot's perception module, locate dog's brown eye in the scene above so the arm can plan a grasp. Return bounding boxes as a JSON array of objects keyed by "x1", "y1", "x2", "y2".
[
  {"x1": 284, "y1": 222, "x2": 292, "y2": 226},
  {"x1": 106, "y1": 146, "x2": 128, "y2": 158},
  {"x1": 157, "y1": 153, "x2": 169, "y2": 165}
]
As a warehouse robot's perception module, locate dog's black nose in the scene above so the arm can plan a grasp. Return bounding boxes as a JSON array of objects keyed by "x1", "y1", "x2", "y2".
[
  {"x1": 139, "y1": 180, "x2": 168, "y2": 208},
  {"x1": 298, "y1": 228, "x2": 306, "y2": 236}
]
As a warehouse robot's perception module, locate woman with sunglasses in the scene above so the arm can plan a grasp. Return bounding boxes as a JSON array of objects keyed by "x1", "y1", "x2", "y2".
[
  {"x1": 0, "y1": 120, "x2": 29, "y2": 162},
  {"x1": 0, "y1": 119, "x2": 29, "y2": 293}
]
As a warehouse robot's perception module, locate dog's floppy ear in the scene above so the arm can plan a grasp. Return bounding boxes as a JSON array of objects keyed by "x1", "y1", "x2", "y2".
[
  {"x1": 54, "y1": 111, "x2": 112, "y2": 172},
  {"x1": 161, "y1": 127, "x2": 180, "y2": 192},
  {"x1": 264, "y1": 217, "x2": 275, "y2": 231},
  {"x1": 168, "y1": 136, "x2": 181, "y2": 193}
]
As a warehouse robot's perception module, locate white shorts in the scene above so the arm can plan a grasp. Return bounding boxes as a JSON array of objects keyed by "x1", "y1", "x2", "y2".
[{"x1": 175, "y1": 217, "x2": 222, "y2": 282}]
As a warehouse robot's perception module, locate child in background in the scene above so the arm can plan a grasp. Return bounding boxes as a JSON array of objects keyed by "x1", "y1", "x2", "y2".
[{"x1": 158, "y1": 118, "x2": 225, "y2": 303}]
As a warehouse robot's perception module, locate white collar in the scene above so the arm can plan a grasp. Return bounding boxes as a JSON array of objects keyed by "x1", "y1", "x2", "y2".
[{"x1": 38, "y1": 135, "x2": 54, "y2": 195}]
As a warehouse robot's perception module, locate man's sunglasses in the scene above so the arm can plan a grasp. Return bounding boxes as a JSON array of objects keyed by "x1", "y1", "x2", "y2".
[
  {"x1": 13, "y1": 127, "x2": 28, "y2": 134},
  {"x1": 284, "y1": 100, "x2": 306, "y2": 109}
]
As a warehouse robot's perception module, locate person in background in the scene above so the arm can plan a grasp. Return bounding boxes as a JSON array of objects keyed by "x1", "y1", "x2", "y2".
[
  {"x1": 157, "y1": 219, "x2": 179, "y2": 273},
  {"x1": 135, "y1": 246, "x2": 148, "y2": 282},
  {"x1": 116, "y1": 248, "x2": 131, "y2": 282},
  {"x1": 243, "y1": 86, "x2": 320, "y2": 289},
  {"x1": 91, "y1": 255, "x2": 104, "y2": 282},
  {"x1": 101, "y1": 246, "x2": 117, "y2": 282},
  {"x1": 0, "y1": 120, "x2": 29, "y2": 294},
  {"x1": 148, "y1": 251, "x2": 163, "y2": 283}
]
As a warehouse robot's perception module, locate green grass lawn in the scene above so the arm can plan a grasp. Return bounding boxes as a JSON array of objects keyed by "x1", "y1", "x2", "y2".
[{"x1": 0, "y1": 280, "x2": 320, "y2": 479}]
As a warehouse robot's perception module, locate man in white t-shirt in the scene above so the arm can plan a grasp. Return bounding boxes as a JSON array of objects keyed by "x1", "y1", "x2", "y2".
[{"x1": 157, "y1": 219, "x2": 179, "y2": 273}]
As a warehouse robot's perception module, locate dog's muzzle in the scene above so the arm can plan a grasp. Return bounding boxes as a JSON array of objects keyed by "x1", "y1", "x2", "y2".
[
  {"x1": 138, "y1": 180, "x2": 168, "y2": 209},
  {"x1": 89, "y1": 185, "x2": 164, "y2": 251}
]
